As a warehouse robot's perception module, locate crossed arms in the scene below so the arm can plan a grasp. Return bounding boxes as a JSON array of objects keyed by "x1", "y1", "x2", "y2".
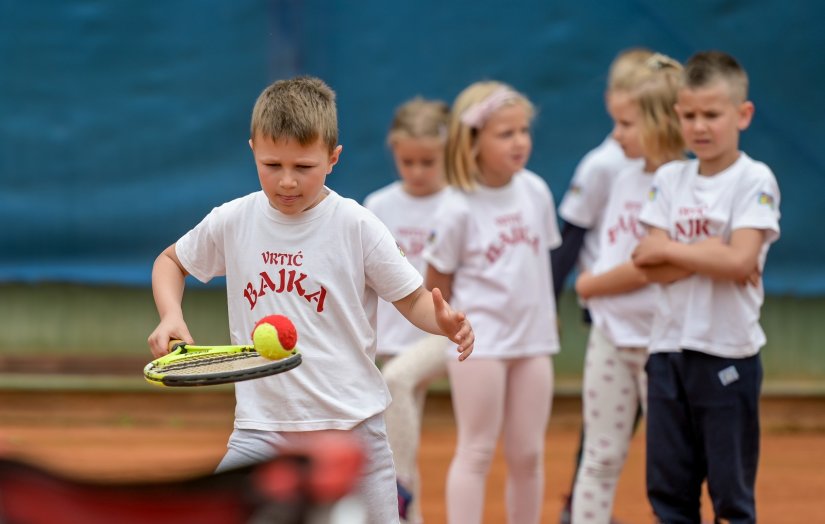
[{"x1": 575, "y1": 227, "x2": 765, "y2": 300}]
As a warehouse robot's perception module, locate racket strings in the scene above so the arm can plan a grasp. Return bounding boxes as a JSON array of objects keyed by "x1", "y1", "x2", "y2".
[
  {"x1": 144, "y1": 348, "x2": 301, "y2": 386},
  {"x1": 155, "y1": 352, "x2": 265, "y2": 375}
]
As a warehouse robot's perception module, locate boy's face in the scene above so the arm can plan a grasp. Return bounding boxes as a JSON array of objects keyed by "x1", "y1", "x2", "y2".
[
  {"x1": 675, "y1": 80, "x2": 754, "y2": 175},
  {"x1": 249, "y1": 135, "x2": 341, "y2": 215},
  {"x1": 607, "y1": 90, "x2": 644, "y2": 160}
]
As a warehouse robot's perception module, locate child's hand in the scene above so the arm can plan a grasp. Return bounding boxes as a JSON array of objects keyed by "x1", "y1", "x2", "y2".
[
  {"x1": 432, "y1": 287, "x2": 474, "y2": 361},
  {"x1": 632, "y1": 235, "x2": 670, "y2": 266},
  {"x1": 147, "y1": 317, "x2": 194, "y2": 359},
  {"x1": 742, "y1": 267, "x2": 762, "y2": 287},
  {"x1": 575, "y1": 270, "x2": 594, "y2": 300}
]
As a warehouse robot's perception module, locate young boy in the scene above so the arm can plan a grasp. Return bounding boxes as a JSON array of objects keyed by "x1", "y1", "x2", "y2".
[
  {"x1": 633, "y1": 51, "x2": 781, "y2": 523},
  {"x1": 147, "y1": 76, "x2": 474, "y2": 524}
]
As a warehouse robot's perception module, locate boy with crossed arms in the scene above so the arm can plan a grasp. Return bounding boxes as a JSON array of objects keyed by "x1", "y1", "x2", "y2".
[{"x1": 633, "y1": 51, "x2": 780, "y2": 523}]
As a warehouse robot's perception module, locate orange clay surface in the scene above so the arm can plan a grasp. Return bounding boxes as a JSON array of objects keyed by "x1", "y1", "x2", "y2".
[{"x1": 1, "y1": 390, "x2": 824, "y2": 523}]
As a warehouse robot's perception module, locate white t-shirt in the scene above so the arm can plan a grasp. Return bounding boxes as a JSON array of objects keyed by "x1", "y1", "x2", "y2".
[
  {"x1": 558, "y1": 136, "x2": 642, "y2": 271},
  {"x1": 587, "y1": 165, "x2": 658, "y2": 348},
  {"x1": 176, "y1": 189, "x2": 423, "y2": 431},
  {"x1": 639, "y1": 153, "x2": 781, "y2": 358},
  {"x1": 363, "y1": 182, "x2": 449, "y2": 356},
  {"x1": 424, "y1": 170, "x2": 562, "y2": 358}
]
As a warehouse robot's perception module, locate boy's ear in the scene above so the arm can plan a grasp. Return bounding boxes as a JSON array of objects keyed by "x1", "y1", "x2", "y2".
[
  {"x1": 248, "y1": 138, "x2": 254, "y2": 151},
  {"x1": 327, "y1": 145, "x2": 343, "y2": 173},
  {"x1": 737, "y1": 101, "x2": 755, "y2": 131}
]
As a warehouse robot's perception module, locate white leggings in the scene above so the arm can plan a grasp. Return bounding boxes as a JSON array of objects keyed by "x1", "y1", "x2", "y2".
[
  {"x1": 446, "y1": 355, "x2": 553, "y2": 524},
  {"x1": 381, "y1": 334, "x2": 449, "y2": 524},
  {"x1": 572, "y1": 327, "x2": 647, "y2": 524}
]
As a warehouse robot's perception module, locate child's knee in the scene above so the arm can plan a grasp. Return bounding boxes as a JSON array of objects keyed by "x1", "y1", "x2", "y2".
[
  {"x1": 382, "y1": 363, "x2": 416, "y2": 392},
  {"x1": 580, "y1": 438, "x2": 627, "y2": 479},
  {"x1": 504, "y1": 446, "x2": 543, "y2": 476},
  {"x1": 384, "y1": 373, "x2": 417, "y2": 398},
  {"x1": 455, "y1": 444, "x2": 496, "y2": 473}
]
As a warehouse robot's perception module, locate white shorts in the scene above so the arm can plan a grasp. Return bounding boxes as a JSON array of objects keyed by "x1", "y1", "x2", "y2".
[{"x1": 216, "y1": 412, "x2": 399, "y2": 524}]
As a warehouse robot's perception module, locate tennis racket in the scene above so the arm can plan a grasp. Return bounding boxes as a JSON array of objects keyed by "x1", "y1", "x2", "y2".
[{"x1": 144, "y1": 341, "x2": 302, "y2": 387}]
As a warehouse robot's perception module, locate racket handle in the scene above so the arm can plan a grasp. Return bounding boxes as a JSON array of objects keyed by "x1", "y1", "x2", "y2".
[{"x1": 167, "y1": 339, "x2": 186, "y2": 352}]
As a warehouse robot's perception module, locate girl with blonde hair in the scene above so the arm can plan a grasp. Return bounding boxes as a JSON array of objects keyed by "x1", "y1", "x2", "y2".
[
  {"x1": 571, "y1": 53, "x2": 689, "y2": 523},
  {"x1": 424, "y1": 81, "x2": 561, "y2": 524}
]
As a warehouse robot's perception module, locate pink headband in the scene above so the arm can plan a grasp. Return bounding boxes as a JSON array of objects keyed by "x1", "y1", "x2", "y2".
[{"x1": 459, "y1": 87, "x2": 520, "y2": 129}]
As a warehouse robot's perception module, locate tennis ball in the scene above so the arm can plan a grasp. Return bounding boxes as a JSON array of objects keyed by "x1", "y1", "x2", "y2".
[{"x1": 252, "y1": 315, "x2": 298, "y2": 360}]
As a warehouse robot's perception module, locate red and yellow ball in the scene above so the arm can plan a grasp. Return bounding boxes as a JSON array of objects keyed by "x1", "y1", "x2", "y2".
[{"x1": 251, "y1": 315, "x2": 298, "y2": 360}]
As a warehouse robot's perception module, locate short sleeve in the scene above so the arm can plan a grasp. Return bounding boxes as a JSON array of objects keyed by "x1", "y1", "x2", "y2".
[
  {"x1": 176, "y1": 207, "x2": 227, "y2": 283},
  {"x1": 423, "y1": 193, "x2": 467, "y2": 274},
  {"x1": 732, "y1": 166, "x2": 781, "y2": 245},
  {"x1": 639, "y1": 168, "x2": 671, "y2": 232},
  {"x1": 559, "y1": 137, "x2": 628, "y2": 229},
  {"x1": 538, "y1": 177, "x2": 562, "y2": 250},
  {"x1": 364, "y1": 221, "x2": 423, "y2": 303},
  {"x1": 559, "y1": 165, "x2": 610, "y2": 229}
]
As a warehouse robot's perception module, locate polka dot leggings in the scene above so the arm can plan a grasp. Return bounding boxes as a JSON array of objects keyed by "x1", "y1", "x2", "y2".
[{"x1": 572, "y1": 327, "x2": 647, "y2": 524}]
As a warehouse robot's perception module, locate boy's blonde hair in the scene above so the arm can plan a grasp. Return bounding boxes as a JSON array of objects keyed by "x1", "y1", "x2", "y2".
[
  {"x1": 608, "y1": 47, "x2": 655, "y2": 92},
  {"x1": 250, "y1": 76, "x2": 338, "y2": 152},
  {"x1": 446, "y1": 81, "x2": 535, "y2": 191},
  {"x1": 387, "y1": 97, "x2": 450, "y2": 146},
  {"x1": 683, "y1": 50, "x2": 749, "y2": 103},
  {"x1": 632, "y1": 53, "x2": 686, "y2": 166}
]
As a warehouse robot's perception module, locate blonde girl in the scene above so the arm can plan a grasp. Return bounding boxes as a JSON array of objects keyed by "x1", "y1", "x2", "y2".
[
  {"x1": 363, "y1": 97, "x2": 451, "y2": 523},
  {"x1": 571, "y1": 53, "x2": 689, "y2": 524},
  {"x1": 424, "y1": 81, "x2": 561, "y2": 524}
]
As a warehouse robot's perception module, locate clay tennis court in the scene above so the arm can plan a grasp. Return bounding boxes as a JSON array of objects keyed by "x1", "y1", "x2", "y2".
[{"x1": 1, "y1": 388, "x2": 823, "y2": 523}]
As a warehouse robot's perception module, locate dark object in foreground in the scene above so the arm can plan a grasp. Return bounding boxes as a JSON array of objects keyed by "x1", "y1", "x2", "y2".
[{"x1": 0, "y1": 434, "x2": 364, "y2": 524}]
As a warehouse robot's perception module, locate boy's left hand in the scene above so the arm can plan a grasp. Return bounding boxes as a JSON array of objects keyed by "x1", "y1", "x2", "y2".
[
  {"x1": 432, "y1": 287, "x2": 474, "y2": 361},
  {"x1": 632, "y1": 235, "x2": 670, "y2": 266}
]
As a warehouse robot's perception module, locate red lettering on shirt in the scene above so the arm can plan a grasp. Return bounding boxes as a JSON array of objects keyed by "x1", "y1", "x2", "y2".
[
  {"x1": 606, "y1": 213, "x2": 646, "y2": 245},
  {"x1": 242, "y1": 270, "x2": 328, "y2": 313},
  {"x1": 485, "y1": 226, "x2": 540, "y2": 264},
  {"x1": 674, "y1": 218, "x2": 712, "y2": 241}
]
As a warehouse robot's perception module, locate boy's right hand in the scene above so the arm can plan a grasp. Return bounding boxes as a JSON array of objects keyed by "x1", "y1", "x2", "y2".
[
  {"x1": 147, "y1": 317, "x2": 193, "y2": 359},
  {"x1": 742, "y1": 267, "x2": 762, "y2": 287},
  {"x1": 432, "y1": 287, "x2": 474, "y2": 361}
]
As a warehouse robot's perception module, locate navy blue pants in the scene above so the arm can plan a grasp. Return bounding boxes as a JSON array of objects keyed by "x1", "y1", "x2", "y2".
[{"x1": 646, "y1": 350, "x2": 762, "y2": 524}]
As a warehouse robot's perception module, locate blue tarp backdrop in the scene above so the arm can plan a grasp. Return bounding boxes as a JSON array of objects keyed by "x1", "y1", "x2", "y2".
[{"x1": 1, "y1": 1, "x2": 823, "y2": 293}]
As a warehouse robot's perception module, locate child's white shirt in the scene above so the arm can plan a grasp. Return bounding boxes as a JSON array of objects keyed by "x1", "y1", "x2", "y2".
[
  {"x1": 176, "y1": 189, "x2": 423, "y2": 431},
  {"x1": 363, "y1": 182, "x2": 449, "y2": 356},
  {"x1": 639, "y1": 153, "x2": 781, "y2": 358},
  {"x1": 587, "y1": 165, "x2": 657, "y2": 348},
  {"x1": 424, "y1": 169, "x2": 562, "y2": 358},
  {"x1": 558, "y1": 136, "x2": 642, "y2": 271}
]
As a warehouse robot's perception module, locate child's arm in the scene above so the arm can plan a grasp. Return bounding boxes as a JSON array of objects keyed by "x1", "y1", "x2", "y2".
[
  {"x1": 639, "y1": 262, "x2": 695, "y2": 284},
  {"x1": 147, "y1": 244, "x2": 194, "y2": 358},
  {"x1": 575, "y1": 259, "x2": 691, "y2": 299},
  {"x1": 575, "y1": 262, "x2": 648, "y2": 300},
  {"x1": 633, "y1": 227, "x2": 765, "y2": 283},
  {"x1": 550, "y1": 221, "x2": 587, "y2": 301},
  {"x1": 392, "y1": 265, "x2": 473, "y2": 361},
  {"x1": 576, "y1": 227, "x2": 694, "y2": 299}
]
